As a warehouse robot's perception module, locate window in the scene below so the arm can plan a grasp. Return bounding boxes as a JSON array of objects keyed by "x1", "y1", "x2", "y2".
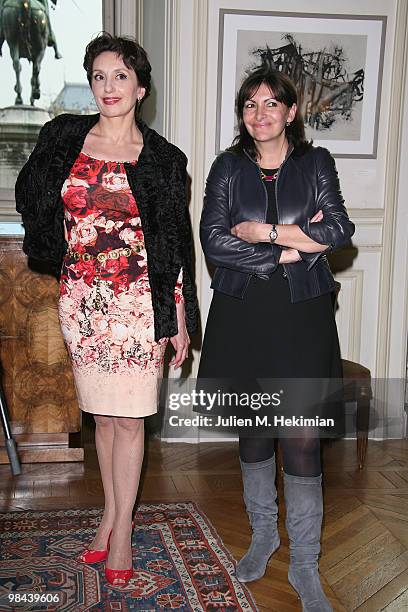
[{"x1": 0, "y1": 0, "x2": 105, "y2": 227}]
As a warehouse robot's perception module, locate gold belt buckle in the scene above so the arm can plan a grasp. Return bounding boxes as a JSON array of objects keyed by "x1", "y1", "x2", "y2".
[{"x1": 69, "y1": 244, "x2": 144, "y2": 263}]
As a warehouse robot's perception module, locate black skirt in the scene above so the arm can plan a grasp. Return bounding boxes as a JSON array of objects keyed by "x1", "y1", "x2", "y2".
[
  {"x1": 197, "y1": 271, "x2": 344, "y2": 437},
  {"x1": 198, "y1": 268, "x2": 341, "y2": 380}
]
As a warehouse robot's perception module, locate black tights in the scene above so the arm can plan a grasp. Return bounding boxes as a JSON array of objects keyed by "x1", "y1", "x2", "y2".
[{"x1": 239, "y1": 434, "x2": 321, "y2": 477}]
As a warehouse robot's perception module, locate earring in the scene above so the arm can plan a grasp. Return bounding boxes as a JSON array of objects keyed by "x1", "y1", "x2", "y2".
[{"x1": 286, "y1": 121, "x2": 291, "y2": 127}]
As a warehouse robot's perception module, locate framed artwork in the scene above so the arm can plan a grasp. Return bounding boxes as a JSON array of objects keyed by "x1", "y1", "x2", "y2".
[{"x1": 216, "y1": 10, "x2": 386, "y2": 158}]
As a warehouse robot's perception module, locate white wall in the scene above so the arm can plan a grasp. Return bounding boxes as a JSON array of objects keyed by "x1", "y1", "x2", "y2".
[{"x1": 138, "y1": 1, "x2": 408, "y2": 437}]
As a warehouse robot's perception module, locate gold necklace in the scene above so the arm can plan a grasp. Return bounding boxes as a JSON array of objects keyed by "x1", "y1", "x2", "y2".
[
  {"x1": 257, "y1": 141, "x2": 288, "y2": 181},
  {"x1": 258, "y1": 167, "x2": 279, "y2": 181}
]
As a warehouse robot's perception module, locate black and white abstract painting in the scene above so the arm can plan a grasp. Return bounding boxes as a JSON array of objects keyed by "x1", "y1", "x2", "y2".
[{"x1": 217, "y1": 12, "x2": 386, "y2": 158}]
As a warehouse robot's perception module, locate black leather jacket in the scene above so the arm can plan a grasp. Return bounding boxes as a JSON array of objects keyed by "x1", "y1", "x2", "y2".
[{"x1": 200, "y1": 146, "x2": 355, "y2": 302}]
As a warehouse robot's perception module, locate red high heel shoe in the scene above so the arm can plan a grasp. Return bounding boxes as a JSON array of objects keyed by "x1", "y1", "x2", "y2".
[
  {"x1": 105, "y1": 521, "x2": 135, "y2": 587},
  {"x1": 77, "y1": 530, "x2": 112, "y2": 564},
  {"x1": 105, "y1": 566, "x2": 133, "y2": 586}
]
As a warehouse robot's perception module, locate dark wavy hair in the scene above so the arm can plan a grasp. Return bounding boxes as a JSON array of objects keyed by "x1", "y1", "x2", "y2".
[
  {"x1": 228, "y1": 67, "x2": 312, "y2": 159},
  {"x1": 83, "y1": 32, "x2": 151, "y2": 112}
]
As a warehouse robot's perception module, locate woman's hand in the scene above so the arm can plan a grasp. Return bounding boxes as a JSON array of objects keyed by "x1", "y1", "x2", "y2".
[
  {"x1": 230, "y1": 221, "x2": 268, "y2": 243},
  {"x1": 278, "y1": 212, "x2": 322, "y2": 264},
  {"x1": 231, "y1": 211, "x2": 323, "y2": 244},
  {"x1": 169, "y1": 302, "x2": 190, "y2": 369},
  {"x1": 279, "y1": 248, "x2": 301, "y2": 263},
  {"x1": 310, "y1": 210, "x2": 323, "y2": 223}
]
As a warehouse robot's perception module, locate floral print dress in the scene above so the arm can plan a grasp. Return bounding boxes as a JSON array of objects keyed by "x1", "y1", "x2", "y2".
[{"x1": 58, "y1": 152, "x2": 183, "y2": 417}]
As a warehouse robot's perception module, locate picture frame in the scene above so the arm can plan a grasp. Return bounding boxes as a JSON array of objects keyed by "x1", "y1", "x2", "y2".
[{"x1": 216, "y1": 10, "x2": 387, "y2": 158}]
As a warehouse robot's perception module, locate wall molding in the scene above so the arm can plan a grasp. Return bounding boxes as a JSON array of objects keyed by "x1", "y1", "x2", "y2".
[
  {"x1": 102, "y1": 0, "x2": 115, "y2": 33},
  {"x1": 335, "y1": 270, "x2": 364, "y2": 362},
  {"x1": 162, "y1": 0, "x2": 180, "y2": 143},
  {"x1": 135, "y1": 0, "x2": 144, "y2": 44},
  {"x1": 356, "y1": 246, "x2": 384, "y2": 254},
  {"x1": 189, "y1": 0, "x2": 209, "y2": 376},
  {"x1": 103, "y1": 0, "x2": 140, "y2": 37},
  {"x1": 347, "y1": 212, "x2": 384, "y2": 247},
  {"x1": 349, "y1": 208, "x2": 384, "y2": 219},
  {"x1": 376, "y1": 0, "x2": 408, "y2": 379},
  {"x1": 115, "y1": 0, "x2": 137, "y2": 36}
]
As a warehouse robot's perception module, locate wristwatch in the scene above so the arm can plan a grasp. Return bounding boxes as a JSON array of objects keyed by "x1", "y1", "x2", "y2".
[{"x1": 269, "y1": 224, "x2": 278, "y2": 244}]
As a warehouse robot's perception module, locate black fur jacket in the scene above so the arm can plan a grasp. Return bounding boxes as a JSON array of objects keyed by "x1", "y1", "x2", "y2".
[{"x1": 15, "y1": 113, "x2": 199, "y2": 341}]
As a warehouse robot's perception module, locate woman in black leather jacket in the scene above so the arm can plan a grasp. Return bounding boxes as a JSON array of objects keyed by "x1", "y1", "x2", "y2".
[{"x1": 198, "y1": 68, "x2": 354, "y2": 611}]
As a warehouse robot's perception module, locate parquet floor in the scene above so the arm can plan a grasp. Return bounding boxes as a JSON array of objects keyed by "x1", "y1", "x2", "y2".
[{"x1": 0, "y1": 437, "x2": 407, "y2": 611}]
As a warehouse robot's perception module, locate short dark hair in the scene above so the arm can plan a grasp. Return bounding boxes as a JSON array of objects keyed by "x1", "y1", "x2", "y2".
[
  {"x1": 229, "y1": 67, "x2": 312, "y2": 158},
  {"x1": 83, "y1": 32, "x2": 151, "y2": 108}
]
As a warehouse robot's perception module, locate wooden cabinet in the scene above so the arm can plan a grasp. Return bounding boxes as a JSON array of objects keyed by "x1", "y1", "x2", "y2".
[{"x1": 0, "y1": 237, "x2": 83, "y2": 462}]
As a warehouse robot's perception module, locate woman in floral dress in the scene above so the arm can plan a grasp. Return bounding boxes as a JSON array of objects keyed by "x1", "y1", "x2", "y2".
[
  {"x1": 15, "y1": 32, "x2": 198, "y2": 587},
  {"x1": 59, "y1": 152, "x2": 183, "y2": 417}
]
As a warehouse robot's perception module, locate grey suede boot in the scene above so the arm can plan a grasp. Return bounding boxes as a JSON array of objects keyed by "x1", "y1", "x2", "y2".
[
  {"x1": 284, "y1": 473, "x2": 333, "y2": 611},
  {"x1": 236, "y1": 456, "x2": 280, "y2": 582}
]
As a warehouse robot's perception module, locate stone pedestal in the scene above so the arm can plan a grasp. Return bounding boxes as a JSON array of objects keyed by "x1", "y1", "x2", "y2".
[{"x1": 0, "y1": 106, "x2": 50, "y2": 221}]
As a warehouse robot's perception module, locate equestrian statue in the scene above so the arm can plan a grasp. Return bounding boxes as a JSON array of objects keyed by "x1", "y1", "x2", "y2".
[{"x1": 0, "y1": 0, "x2": 61, "y2": 106}]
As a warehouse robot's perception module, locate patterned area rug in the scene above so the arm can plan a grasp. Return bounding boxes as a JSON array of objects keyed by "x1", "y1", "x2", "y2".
[{"x1": 0, "y1": 502, "x2": 257, "y2": 611}]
